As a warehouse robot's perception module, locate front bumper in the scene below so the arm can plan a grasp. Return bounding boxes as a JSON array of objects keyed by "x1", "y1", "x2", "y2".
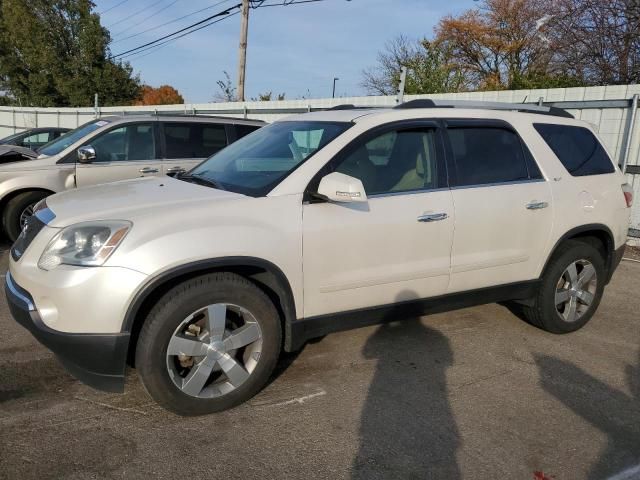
[{"x1": 5, "y1": 272, "x2": 129, "y2": 392}]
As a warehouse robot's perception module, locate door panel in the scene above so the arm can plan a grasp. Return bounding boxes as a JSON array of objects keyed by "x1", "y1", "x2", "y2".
[
  {"x1": 76, "y1": 123, "x2": 162, "y2": 187},
  {"x1": 448, "y1": 181, "x2": 553, "y2": 293},
  {"x1": 302, "y1": 124, "x2": 453, "y2": 318},
  {"x1": 444, "y1": 123, "x2": 554, "y2": 292},
  {"x1": 303, "y1": 191, "x2": 454, "y2": 318}
]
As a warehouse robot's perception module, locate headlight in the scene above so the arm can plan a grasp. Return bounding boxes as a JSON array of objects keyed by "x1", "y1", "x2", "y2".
[{"x1": 38, "y1": 221, "x2": 131, "y2": 270}]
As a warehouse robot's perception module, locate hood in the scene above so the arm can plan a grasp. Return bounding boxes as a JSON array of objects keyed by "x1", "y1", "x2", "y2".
[
  {"x1": 0, "y1": 144, "x2": 38, "y2": 164},
  {"x1": 45, "y1": 176, "x2": 245, "y2": 227}
]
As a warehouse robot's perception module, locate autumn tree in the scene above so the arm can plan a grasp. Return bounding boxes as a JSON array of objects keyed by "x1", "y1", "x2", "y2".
[
  {"x1": 0, "y1": 0, "x2": 141, "y2": 106},
  {"x1": 547, "y1": 0, "x2": 640, "y2": 85},
  {"x1": 362, "y1": 36, "x2": 466, "y2": 95},
  {"x1": 434, "y1": 0, "x2": 581, "y2": 90},
  {"x1": 134, "y1": 85, "x2": 184, "y2": 105}
]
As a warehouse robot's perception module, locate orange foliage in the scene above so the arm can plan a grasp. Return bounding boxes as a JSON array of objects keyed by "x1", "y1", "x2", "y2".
[{"x1": 134, "y1": 85, "x2": 184, "y2": 106}]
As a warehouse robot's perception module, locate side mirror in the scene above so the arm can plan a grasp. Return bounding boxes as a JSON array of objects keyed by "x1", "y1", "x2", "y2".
[
  {"x1": 77, "y1": 145, "x2": 96, "y2": 163},
  {"x1": 317, "y1": 172, "x2": 368, "y2": 203}
]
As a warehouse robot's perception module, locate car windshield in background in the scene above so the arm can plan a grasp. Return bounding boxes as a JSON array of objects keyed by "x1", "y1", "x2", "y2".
[
  {"x1": 0, "y1": 131, "x2": 24, "y2": 144},
  {"x1": 38, "y1": 120, "x2": 110, "y2": 156},
  {"x1": 189, "y1": 121, "x2": 350, "y2": 196}
]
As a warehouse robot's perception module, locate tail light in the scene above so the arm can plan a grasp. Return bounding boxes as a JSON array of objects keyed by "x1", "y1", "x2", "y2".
[{"x1": 622, "y1": 183, "x2": 633, "y2": 208}]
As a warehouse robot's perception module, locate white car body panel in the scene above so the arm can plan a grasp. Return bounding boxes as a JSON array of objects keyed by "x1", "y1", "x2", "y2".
[{"x1": 8, "y1": 107, "x2": 631, "y2": 337}]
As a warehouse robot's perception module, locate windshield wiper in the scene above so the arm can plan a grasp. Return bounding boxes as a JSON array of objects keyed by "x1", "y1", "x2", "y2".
[{"x1": 177, "y1": 172, "x2": 225, "y2": 191}]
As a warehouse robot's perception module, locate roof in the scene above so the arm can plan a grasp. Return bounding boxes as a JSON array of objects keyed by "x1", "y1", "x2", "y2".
[
  {"x1": 98, "y1": 114, "x2": 265, "y2": 125},
  {"x1": 277, "y1": 99, "x2": 577, "y2": 125}
]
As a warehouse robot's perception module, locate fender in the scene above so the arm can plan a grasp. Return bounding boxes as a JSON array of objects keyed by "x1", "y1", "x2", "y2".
[
  {"x1": 121, "y1": 256, "x2": 299, "y2": 352},
  {"x1": 541, "y1": 223, "x2": 615, "y2": 282}
]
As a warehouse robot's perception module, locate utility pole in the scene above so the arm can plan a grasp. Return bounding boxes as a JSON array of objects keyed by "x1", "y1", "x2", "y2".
[{"x1": 237, "y1": 0, "x2": 250, "y2": 102}]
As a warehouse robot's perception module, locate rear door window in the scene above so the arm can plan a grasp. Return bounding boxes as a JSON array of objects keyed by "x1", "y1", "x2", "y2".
[
  {"x1": 534, "y1": 124, "x2": 614, "y2": 176},
  {"x1": 447, "y1": 127, "x2": 530, "y2": 186},
  {"x1": 164, "y1": 123, "x2": 228, "y2": 159}
]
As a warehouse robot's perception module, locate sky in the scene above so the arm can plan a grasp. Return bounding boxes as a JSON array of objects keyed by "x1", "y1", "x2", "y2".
[{"x1": 95, "y1": 0, "x2": 477, "y2": 103}]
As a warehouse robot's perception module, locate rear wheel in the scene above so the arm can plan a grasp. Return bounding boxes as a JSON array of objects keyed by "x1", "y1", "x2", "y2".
[
  {"x1": 522, "y1": 240, "x2": 605, "y2": 333},
  {"x1": 136, "y1": 272, "x2": 282, "y2": 415},
  {"x1": 3, "y1": 191, "x2": 49, "y2": 242}
]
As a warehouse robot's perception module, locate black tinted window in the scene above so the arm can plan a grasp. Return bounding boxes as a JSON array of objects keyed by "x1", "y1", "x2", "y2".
[
  {"x1": 534, "y1": 124, "x2": 614, "y2": 176},
  {"x1": 164, "y1": 123, "x2": 227, "y2": 158},
  {"x1": 448, "y1": 128, "x2": 529, "y2": 186},
  {"x1": 235, "y1": 124, "x2": 261, "y2": 139}
]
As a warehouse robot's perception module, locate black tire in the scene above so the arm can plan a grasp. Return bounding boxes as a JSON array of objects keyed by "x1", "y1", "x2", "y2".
[
  {"x1": 135, "y1": 272, "x2": 282, "y2": 416},
  {"x1": 522, "y1": 240, "x2": 606, "y2": 333},
  {"x1": 3, "y1": 191, "x2": 49, "y2": 242}
]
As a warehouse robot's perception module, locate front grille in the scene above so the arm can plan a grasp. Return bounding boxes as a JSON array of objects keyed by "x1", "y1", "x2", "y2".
[{"x1": 11, "y1": 214, "x2": 45, "y2": 262}]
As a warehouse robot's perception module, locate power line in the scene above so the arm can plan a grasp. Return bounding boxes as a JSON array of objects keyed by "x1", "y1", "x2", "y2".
[
  {"x1": 123, "y1": 11, "x2": 240, "y2": 61},
  {"x1": 100, "y1": 0, "x2": 130, "y2": 15},
  {"x1": 114, "y1": 0, "x2": 329, "y2": 60},
  {"x1": 113, "y1": 4, "x2": 241, "y2": 58},
  {"x1": 111, "y1": 0, "x2": 233, "y2": 44},
  {"x1": 112, "y1": 0, "x2": 181, "y2": 38},
  {"x1": 107, "y1": 0, "x2": 167, "y2": 28}
]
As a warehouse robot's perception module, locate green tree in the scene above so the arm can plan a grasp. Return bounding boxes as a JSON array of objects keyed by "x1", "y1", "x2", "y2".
[
  {"x1": 0, "y1": 0, "x2": 140, "y2": 107},
  {"x1": 251, "y1": 91, "x2": 286, "y2": 101},
  {"x1": 362, "y1": 36, "x2": 466, "y2": 95}
]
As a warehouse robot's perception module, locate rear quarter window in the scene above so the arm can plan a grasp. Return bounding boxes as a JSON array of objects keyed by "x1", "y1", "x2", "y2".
[
  {"x1": 234, "y1": 124, "x2": 262, "y2": 140},
  {"x1": 534, "y1": 124, "x2": 614, "y2": 176}
]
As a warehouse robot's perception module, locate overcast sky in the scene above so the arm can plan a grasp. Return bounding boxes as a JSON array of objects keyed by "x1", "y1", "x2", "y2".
[{"x1": 95, "y1": 0, "x2": 476, "y2": 102}]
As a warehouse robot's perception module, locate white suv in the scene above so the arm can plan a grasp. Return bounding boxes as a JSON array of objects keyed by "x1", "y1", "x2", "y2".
[{"x1": 5, "y1": 100, "x2": 632, "y2": 415}]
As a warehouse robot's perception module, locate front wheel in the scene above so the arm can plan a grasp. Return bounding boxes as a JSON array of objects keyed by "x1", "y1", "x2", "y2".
[
  {"x1": 522, "y1": 240, "x2": 605, "y2": 333},
  {"x1": 136, "y1": 272, "x2": 282, "y2": 415},
  {"x1": 3, "y1": 191, "x2": 49, "y2": 242}
]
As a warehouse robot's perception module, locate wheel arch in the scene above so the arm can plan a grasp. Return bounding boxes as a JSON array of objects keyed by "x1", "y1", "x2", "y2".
[
  {"x1": 0, "y1": 187, "x2": 55, "y2": 214},
  {"x1": 123, "y1": 257, "x2": 299, "y2": 365},
  {"x1": 542, "y1": 224, "x2": 616, "y2": 283}
]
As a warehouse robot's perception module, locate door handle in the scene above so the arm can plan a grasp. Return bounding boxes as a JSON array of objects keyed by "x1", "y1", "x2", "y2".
[
  {"x1": 139, "y1": 167, "x2": 159, "y2": 174},
  {"x1": 166, "y1": 166, "x2": 186, "y2": 174},
  {"x1": 526, "y1": 201, "x2": 549, "y2": 210},
  {"x1": 417, "y1": 213, "x2": 448, "y2": 222}
]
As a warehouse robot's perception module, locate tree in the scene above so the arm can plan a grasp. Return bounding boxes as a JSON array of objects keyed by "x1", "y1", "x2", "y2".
[
  {"x1": 251, "y1": 91, "x2": 286, "y2": 101},
  {"x1": 362, "y1": 36, "x2": 466, "y2": 95},
  {"x1": 434, "y1": 0, "x2": 581, "y2": 90},
  {"x1": 134, "y1": 85, "x2": 184, "y2": 105},
  {"x1": 213, "y1": 71, "x2": 237, "y2": 102},
  {"x1": 0, "y1": 0, "x2": 141, "y2": 107},
  {"x1": 547, "y1": 0, "x2": 640, "y2": 85}
]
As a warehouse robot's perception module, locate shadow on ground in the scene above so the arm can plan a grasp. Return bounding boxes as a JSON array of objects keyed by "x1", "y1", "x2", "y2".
[
  {"x1": 535, "y1": 348, "x2": 640, "y2": 479},
  {"x1": 352, "y1": 291, "x2": 461, "y2": 479}
]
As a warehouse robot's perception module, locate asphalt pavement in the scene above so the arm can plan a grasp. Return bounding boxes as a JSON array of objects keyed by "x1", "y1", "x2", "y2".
[{"x1": 1, "y1": 245, "x2": 639, "y2": 480}]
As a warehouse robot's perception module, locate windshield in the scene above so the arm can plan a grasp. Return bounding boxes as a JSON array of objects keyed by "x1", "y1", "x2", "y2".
[
  {"x1": 189, "y1": 121, "x2": 350, "y2": 196},
  {"x1": 0, "y1": 131, "x2": 25, "y2": 144},
  {"x1": 38, "y1": 120, "x2": 110, "y2": 156}
]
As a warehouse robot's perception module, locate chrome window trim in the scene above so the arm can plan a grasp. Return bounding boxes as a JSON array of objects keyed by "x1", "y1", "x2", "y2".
[
  {"x1": 5, "y1": 272, "x2": 35, "y2": 311},
  {"x1": 35, "y1": 208, "x2": 56, "y2": 225},
  {"x1": 450, "y1": 178, "x2": 546, "y2": 191},
  {"x1": 368, "y1": 187, "x2": 450, "y2": 199}
]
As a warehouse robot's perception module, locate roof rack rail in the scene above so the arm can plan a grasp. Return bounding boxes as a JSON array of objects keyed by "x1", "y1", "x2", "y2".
[{"x1": 394, "y1": 99, "x2": 574, "y2": 119}]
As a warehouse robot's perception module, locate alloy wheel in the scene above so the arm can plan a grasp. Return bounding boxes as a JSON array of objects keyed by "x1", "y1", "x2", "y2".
[
  {"x1": 166, "y1": 303, "x2": 263, "y2": 398},
  {"x1": 19, "y1": 203, "x2": 36, "y2": 229},
  {"x1": 555, "y1": 259, "x2": 598, "y2": 323}
]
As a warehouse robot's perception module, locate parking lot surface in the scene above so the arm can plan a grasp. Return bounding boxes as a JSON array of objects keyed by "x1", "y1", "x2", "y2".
[{"x1": 1, "y1": 246, "x2": 639, "y2": 480}]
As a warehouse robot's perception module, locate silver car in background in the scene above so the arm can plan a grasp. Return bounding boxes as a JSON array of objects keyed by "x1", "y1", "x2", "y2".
[{"x1": 0, "y1": 115, "x2": 264, "y2": 240}]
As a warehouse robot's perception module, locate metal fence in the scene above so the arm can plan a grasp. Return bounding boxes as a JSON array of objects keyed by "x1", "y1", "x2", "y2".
[{"x1": 1, "y1": 84, "x2": 639, "y2": 235}]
